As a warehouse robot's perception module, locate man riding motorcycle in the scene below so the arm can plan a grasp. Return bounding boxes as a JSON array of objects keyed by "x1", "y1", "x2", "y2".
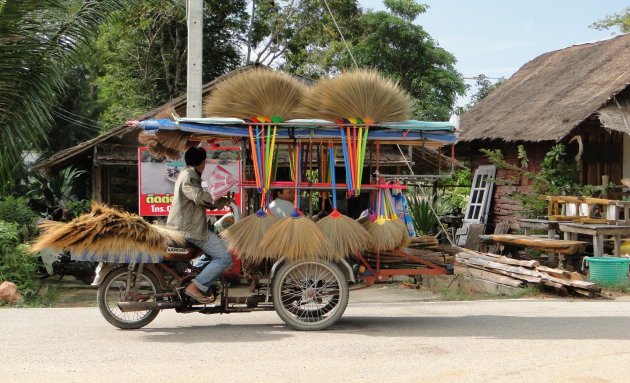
[{"x1": 167, "y1": 146, "x2": 232, "y2": 304}]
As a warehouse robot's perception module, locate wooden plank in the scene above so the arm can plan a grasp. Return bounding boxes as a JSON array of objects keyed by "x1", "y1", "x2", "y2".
[
  {"x1": 539, "y1": 272, "x2": 599, "y2": 291},
  {"x1": 456, "y1": 253, "x2": 543, "y2": 278},
  {"x1": 455, "y1": 265, "x2": 525, "y2": 287},
  {"x1": 537, "y1": 266, "x2": 587, "y2": 281},
  {"x1": 476, "y1": 251, "x2": 540, "y2": 268},
  {"x1": 462, "y1": 263, "x2": 542, "y2": 283}
]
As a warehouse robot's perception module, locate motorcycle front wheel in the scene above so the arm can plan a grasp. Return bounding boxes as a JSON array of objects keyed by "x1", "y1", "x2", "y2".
[{"x1": 97, "y1": 266, "x2": 161, "y2": 329}]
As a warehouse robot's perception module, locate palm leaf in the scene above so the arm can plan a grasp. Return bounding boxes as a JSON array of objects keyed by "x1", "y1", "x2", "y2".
[{"x1": 0, "y1": 0, "x2": 133, "y2": 191}]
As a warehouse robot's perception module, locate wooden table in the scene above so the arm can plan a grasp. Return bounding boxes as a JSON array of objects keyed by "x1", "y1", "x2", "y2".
[
  {"x1": 558, "y1": 223, "x2": 630, "y2": 257},
  {"x1": 518, "y1": 219, "x2": 560, "y2": 239},
  {"x1": 480, "y1": 234, "x2": 587, "y2": 270}
]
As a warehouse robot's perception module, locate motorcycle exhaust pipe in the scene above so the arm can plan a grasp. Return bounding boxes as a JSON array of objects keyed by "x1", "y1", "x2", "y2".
[{"x1": 117, "y1": 301, "x2": 181, "y2": 312}]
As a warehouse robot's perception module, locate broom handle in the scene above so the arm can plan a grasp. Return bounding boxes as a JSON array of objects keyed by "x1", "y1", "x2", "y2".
[
  {"x1": 340, "y1": 128, "x2": 353, "y2": 194},
  {"x1": 255, "y1": 126, "x2": 264, "y2": 193},
  {"x1": 296, "y1": 143, "x2": 302, "y2": 210},
  {"x1": 329, "y1": 143, "x2": 337, "y2": 210},
  {"x1": 248, "y1": 126, "x2": 261, "y2": 189},
  {"x1": 358, "y1": 127, "x2": 368, "y2": 194}
]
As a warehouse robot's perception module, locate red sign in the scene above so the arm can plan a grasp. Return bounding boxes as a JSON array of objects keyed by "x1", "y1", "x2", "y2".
[{"x1": 138, "y1": 145, "x2": 242, "y2": 216}]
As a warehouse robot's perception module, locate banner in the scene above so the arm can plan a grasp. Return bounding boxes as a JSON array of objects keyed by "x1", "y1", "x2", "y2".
[{"x1": 138, "y1": 144, "x2": 241, "y2": 216}]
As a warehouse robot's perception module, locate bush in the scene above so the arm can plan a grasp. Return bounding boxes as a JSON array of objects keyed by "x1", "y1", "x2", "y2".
[
  {"x1": 0, "y1": 220, "x2": 39, "y2": 298},
  {"x1": 0, "y1": 196, "x2": 38, "y2": 241},
  {"x1": 0, "y1": 196, "x2": 36, "y2": 227}
]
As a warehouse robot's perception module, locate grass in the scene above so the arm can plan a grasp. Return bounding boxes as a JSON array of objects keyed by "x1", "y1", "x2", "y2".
[{"x1": 439, "y1": 285, "x2": 541, "y2": 301}]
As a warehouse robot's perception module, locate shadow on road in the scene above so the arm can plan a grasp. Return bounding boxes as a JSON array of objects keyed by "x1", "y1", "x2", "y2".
[
  {"x1": 138, "y1": 323, "x2": 292, "y2": 343},
  {"x1": 332, "y1": 315, "x2": 630, "y2": 340}
]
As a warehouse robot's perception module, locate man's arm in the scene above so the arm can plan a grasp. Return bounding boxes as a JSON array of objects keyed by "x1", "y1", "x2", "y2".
[{"x1": 181, "y1": 172, "x2": 228, "y2": 209}]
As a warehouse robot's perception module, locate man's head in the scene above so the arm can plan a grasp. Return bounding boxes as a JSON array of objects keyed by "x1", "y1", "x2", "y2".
[
  {"x1": 276, "y1": 188, "x2": 295, "y2": 202},
  {"x1": 184, "y1": 146, "x2": 207, "y2": 167}
]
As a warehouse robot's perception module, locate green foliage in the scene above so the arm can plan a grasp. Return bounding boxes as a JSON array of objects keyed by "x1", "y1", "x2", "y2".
[
  {"x1": 590, "y1": 7, "x2": 630, "y2": 34},
  {"x1": 96, "y1": 0, "x2": 248, "y2": 126},
  {"x1": 0, "y1": 196, "x2": 37, "y2": 228},
  {"x1": 67, "y1": 199, "x2": 92, "y2": 218},
  {"x1": 27, "y1": 166, "x2": 86, "y2": 215},
  {"x1": 0, "y1": 221, "x2": 39, "y2": 299},
  {"x1": 481, "y1": 144, "x2": 584, "y2": 218},
  {"x1": 436, "y1": 169, "x2": 471, "y2": 213},
  {"x1": 463, "y1": 74, "x2": 506, "y2": 110},
  {"x1": 347, "y1": 0, "x2": 466, "y2": 120},
  {"x1": 406, "y1": 188, "x2": 438, "y2": 235},
  {"x1": 0, "y1": 0, "x2": 137, "y2": 195}
]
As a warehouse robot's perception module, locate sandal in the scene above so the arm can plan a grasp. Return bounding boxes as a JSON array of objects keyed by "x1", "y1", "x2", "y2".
[{"x1": 184, "y1": 287, "x2": 216, "y2": 304}]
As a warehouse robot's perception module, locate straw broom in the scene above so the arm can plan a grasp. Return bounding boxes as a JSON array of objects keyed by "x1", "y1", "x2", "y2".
[
  {"x1": 209, "y1": 69, "x2": 306, "y2": 262},
  {"x1": 30, "y1": 202, "x2": 184, "y2": 262},
  {"x1": 316, "y1": 143, "x2": 372, "y2": 259},
  {"x1": 260, "y1": 144, "x2": 333, "y2": 262},
  {"x1": 299, "y1": 69, "x2": 412, "y2": 251}
]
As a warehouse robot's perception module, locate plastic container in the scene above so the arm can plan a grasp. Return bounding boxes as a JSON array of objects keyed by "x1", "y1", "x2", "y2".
[{"x1": 586, "y1": 257, "x2": 630, "y2": 285}]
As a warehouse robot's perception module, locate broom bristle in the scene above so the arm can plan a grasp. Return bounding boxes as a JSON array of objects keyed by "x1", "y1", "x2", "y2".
[
  {"x1": 260, "y1": 215, "x2": 333, "y2": 262},
  {"x1": 153, "y1": 106, "x2": 179, "y2": 119},
  {"x1": 361, "y1": 218, "x2": 403, "y2": 252},
  {"x1": 138, "y1": 131, "x2": 183, "y2": 160},
  {"x1": 393, "y1": 219, "x2": 411, "y2": 249},
  {"x1": 203, "y1": 68, "x2": 306, "y2": 120},
  {"x1": 30, "y1": 202, "x2": 184, "y2": 258},
  {"x1": 317, "y1": 213, "x2": 372, "y2": 259},
  {"x1": 298, "y1": 69, "x2": 412, "y2": 122},
  {"x1": 219, "y1": 211, "x2": 279, "y2": 263}
]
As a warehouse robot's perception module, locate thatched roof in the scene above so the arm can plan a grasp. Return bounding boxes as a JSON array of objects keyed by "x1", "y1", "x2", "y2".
[
  {"x1": 460, "y1": 33, "x2": 630, "y2": 142},
  {"x1": 34, "y1": 65, "x2": 263, "y2": 173},
  {"x1": 598, "y1": 99, "x2": 630, "y2": 135}
]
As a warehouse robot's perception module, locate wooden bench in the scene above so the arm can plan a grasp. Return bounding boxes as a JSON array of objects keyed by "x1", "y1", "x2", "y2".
[{"x1": 480, "y1": 234, "x2": 587, "y2": 270}]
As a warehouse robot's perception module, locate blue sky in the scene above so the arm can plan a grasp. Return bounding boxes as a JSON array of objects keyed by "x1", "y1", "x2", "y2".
[{"x1": 360, "y1": 0, "x2": 628, "y2": 106}]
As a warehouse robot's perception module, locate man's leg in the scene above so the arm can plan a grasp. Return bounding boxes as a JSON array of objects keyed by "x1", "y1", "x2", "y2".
[{"x1": 187, "y1": 232, "x2": 232, "y2": 293}]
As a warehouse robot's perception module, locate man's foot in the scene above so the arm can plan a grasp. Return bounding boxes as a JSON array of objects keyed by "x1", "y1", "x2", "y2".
[{"x1": 184, "y1": 283, "x2": 215, "y2": 304}]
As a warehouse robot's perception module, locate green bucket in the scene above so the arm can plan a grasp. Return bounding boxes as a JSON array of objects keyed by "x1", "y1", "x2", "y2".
[{"x1": 586, "y1": 257, "x2": 630, "y2": 285}]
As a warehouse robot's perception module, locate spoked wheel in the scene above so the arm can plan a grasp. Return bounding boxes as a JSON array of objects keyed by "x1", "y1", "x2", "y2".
[
  {"x1": 272, "y1": 260, "x2": 349, "y2": 331},
  {"x1": 97, "y1": 267, "x2": 161, "y2": 329}
]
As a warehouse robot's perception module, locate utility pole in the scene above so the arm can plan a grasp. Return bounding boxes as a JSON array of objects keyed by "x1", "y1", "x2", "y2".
[{"x1": 186, "y1": 0, "x2": 203, "y2": 118}]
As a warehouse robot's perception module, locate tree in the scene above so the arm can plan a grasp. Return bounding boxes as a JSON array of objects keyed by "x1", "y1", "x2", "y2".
[
  {"x1": 590, "y1": 7, "x2": 630, "y2": 34},
  {"x1": 346, "y1": 0, "x2": 466, "y2": 120},
  {"x1": 0, "y1": 0, "x2": 135, "y2": 195},
  {"x1": 96, "y1": 1, "x2": 248, "y2": 126},
  {"x1": 462, "y1": 74, "x2": 505, "y2": 111},
  {"x1": 245, "y1": 0, "x2": 362, "y2": 78}
]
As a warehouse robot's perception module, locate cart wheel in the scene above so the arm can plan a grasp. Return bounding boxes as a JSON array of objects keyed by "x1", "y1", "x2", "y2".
[
  {"x1": 272, "y1": 260, "x2": 349, "y2": 331},
  {"x1": 97, "y1": 267, "x2": 161, "y2": 329}
]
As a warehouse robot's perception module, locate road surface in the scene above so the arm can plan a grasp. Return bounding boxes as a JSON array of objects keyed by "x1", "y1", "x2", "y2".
[{"x1": 1, "y1": 287, "x2": 629, "y2": 382}]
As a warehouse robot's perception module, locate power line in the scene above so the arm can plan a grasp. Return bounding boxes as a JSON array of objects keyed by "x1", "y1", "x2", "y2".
[{"x1": 322, "y1": 0, "x2": 358, "y2": 69}]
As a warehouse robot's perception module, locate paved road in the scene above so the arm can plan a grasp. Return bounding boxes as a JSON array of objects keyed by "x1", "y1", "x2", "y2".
[{"x1": 2, "y1": 287, "x2": 630, "y2": 383}]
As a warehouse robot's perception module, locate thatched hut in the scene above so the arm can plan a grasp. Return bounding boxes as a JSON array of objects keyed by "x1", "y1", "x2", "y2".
[{"x1": 458, "y1": 33, "x2": 630, "y2": 227}]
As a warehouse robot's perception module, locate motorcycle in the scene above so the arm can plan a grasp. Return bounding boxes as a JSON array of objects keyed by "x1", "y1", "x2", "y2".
[
  {"x1": 94, "y1": 203, "x2": 353, "y2": 331},
  {"x1": 96, "y1": 247, "x2": 352, "y2": 331}
]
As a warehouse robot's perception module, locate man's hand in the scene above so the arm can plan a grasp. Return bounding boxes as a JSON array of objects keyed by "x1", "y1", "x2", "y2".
[{"x1": 213, "y1": 197, "x2": 230, "y2": 210}]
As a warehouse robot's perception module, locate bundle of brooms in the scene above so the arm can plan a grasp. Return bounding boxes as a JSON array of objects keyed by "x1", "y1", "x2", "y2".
[
  {"x1": 30, "y1": 202, "x2": 184, "y2": 262},
  {"x1": 210, "y1": 68, "x2": 307, "y2": 263},
  {"x1": 315, "y1": 143, "x2": 372, "y2": 259},
  {"x1": 299, "y1": 69, "x2": 412, "y2": 252},
  {"x1": 259, "y1": 143, "x2": 333, "y2": 262}
]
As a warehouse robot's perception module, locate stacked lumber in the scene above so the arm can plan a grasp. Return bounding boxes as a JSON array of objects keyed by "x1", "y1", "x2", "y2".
[{"x1": 455, "y1": 248, "x2": 600, "y2": 297}]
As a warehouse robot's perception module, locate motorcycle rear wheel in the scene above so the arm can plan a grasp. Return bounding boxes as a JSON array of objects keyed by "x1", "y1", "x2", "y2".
[
  {"x1": 97, "y1": 267, "x2": 161, "y2": 329},
  {"x1": 272, "y1": 260, "x2": 349, "y2": 331}
]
